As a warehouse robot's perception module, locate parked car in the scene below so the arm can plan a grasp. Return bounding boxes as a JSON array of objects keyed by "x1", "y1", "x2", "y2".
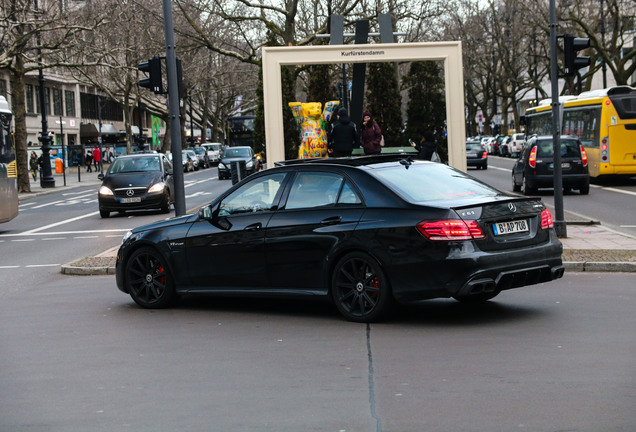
[
  {"x1": 498, "y1": 136, "x2": 512, "y2": 157},
  {"x1": 166, "y1": 151, "x2": 195, "y2": 172},
  {"x1": 115, "y1": 155, "x2": 564, "y2": 322},
  {"x1": 201, "y1": 142, "x2": 222, "y2": 165},
  {"x1": 217, "y1": 146, "x2": 260, "y2": 180},
  {"x1": 509, "y1": 133, "x2": 526, "y2": 157},
  {"x1": 97, "y1": 153, "x2": 174, "y2": 218},
  {"x1": 466, "y1": 142, "x2": 488, "y2": 169},
  {"x1": 512, "y1": 135, "x2": 589, "y2": 195},
  {"x1": 192, "y1": 146, "x2": 210, "y2": 168}
]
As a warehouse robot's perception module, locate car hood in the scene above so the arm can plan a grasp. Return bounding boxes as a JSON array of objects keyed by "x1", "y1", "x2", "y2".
[
  {"x1": 131, "y1": 213, "x2": 194, "y2": 234},
  {"x1": 102, "y1": 172, "x2": 163, "y2": 189},
  {"x1": 220, "y1": 156, "x2": 251, "y2": 163}
]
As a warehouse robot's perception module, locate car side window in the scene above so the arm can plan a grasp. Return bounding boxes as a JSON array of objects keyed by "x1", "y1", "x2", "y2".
[
  {"x1": 338, "y1": 181, "x2": 362, "y2": 205},
  {"x1": 285, "y1": 172, "x2": 345, "y2": 210},
  {"x1": 218, "y1": 173, "x2": 286, "y2": 216}
]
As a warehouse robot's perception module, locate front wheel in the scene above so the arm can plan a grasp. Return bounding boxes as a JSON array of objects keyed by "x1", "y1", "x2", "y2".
[
  {"x1": 125, "y1": 247, "x2": 176, "y2": 309},
  {"x1": 331, "y1": 252, "x2": 393, "y2": 322},
  {"x1": 100, "y1": 209, "x2": 110, "y2": 218}
]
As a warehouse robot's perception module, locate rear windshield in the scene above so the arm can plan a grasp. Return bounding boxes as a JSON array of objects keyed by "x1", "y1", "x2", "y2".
[
  {"x1": 466, "y1": 144, "x2": 484, "y2": 151},
  {"x1": 371, "y1": 162, "x2": 500, "y2": 203},
  {"x1": 536, "y1": 140, "x2": 580, "y2": 158}
]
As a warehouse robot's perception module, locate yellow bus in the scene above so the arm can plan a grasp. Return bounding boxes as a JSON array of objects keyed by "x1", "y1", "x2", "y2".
[
  {"x1": 525, "y1": 86, "x2": 636, "y2": 178},
  {"x1": 0, "y1": 95, "x2": 18, "y2": 223}
]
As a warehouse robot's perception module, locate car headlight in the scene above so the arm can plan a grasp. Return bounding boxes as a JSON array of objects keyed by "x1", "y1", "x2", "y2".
[
  {"x1": 121, "y1": 230, "x2": 133, "y2": 243},
  {"x1": 246, "y1": 161, "x2": 254, "y2": 169},
  {"x1": 99, "y1": 185, "x2": 113, "y2": 196},
  {"x1": 148, "y1": 183, "x2": 165, "y2": 193},
  {"x1": 218, "y1": 162, "x2": 226, "y2": 169}
]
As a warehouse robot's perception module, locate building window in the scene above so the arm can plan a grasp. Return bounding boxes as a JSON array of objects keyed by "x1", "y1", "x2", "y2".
[
  {"x1": 26, "y1": 84, "x2": 35, "y2": 113},
  {"x1": 65, "y1": 90, "x2": 75, "y2": 117},
  {"x1": 53, "y1": 88, "x2": 63, "y2": 116}
]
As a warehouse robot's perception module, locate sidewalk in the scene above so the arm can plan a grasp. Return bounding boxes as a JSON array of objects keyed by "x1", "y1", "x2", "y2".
[{"x1": 19, "y1": 172, "x2": 636, "y2": 274}]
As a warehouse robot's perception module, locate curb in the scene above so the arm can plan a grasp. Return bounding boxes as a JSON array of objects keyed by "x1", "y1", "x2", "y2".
[
  {"x1": 60, "y1": 264, "x2": 116, "y2": 276},
  {"x1": 564, "y1": 261, "x2": 636, "y2": 273}
]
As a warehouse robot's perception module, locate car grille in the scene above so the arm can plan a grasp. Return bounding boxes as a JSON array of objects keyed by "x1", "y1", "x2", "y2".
[{"x1": 113, "y1": 187, "x2": 147, "y2": 198}]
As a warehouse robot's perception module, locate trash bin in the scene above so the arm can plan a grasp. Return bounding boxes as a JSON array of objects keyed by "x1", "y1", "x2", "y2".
[{"x1": 55, "y1": 157, "x2": 63, "y2": 173}]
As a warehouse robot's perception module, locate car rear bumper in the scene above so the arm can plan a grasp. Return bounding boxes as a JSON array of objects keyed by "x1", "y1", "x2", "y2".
[
  {"x1": 387, "y1": 231, "x2": 563, "y2": 303},
  {"x1": 530, "y1": 173, "x2": 589, "y2": 188}
]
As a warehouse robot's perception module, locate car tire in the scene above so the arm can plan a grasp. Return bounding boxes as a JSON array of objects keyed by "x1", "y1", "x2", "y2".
[
  {"x1": 100, "y1": 209, "x2": 110, "y2": 218},
  {"x1": 125, "y1": 247, "x2": 177, "y2": 309},
  {"x1": 512, "y1": 175, "x2": 521, "y2": 192},
  {"x1": 331, "y1": 252, "x2": 394, "y2": 323},
  {"x1": 579, "y1": 182, "x2": 590, "y2": 195},
  {"x1": 521, "y1": 175, "x2": 536, "y2": 195},
  {"x1": 160, "y1": 196, "x2": 170, "y2": 214}
]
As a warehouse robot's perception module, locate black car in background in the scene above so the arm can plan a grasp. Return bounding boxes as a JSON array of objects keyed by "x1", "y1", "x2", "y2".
[
  {"x1": 115, "y1": 155, "x2": 564, "y2": 322},
  {"x1": 466, "y1": 141, "x2": 488, "y2": 170},
  {"x1": 217, "y1": 146, "x2": 260, "y2": 180},
  {"x1": 512, "y1": 135, "x2": 589, "y2": 195},
  {"x1": 98, "y1": 153, "x2": 174, "y2": 218}
]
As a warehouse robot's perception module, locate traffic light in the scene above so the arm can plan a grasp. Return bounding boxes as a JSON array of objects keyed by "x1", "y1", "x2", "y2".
[
  {"x1": 563, "y1": 34, "x2": 590, "y2": 77},
  {"x1": 138, "y1": 56, "x2": 163, "y2": 94}
]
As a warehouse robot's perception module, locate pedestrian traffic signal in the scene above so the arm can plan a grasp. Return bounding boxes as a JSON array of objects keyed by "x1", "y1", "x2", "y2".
[
  {"x1": 563, "y1": 34, "x2": 590, "y2": 77},
  {"x1": 138, "y1": 57, "x2": 163, "y2": 94}
]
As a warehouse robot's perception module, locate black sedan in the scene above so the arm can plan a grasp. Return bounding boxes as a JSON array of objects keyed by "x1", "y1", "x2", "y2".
[
  {"x1": 98, "y1": 153, "x2": 175, "y2": 218},
  {"x1": 217, "y1": 146, "x2": 260, "y2": 180},
  {"x1": 115, "y1": 155, "x2": 564, "y2": 322},
  {"x1": 466, "y1": 141, "x2": 488, "y2": 169}
]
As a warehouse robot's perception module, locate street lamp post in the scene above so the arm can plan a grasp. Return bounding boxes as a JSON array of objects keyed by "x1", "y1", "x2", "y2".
[{"x1": 35, "y1": 0, "x2": 55, "y2": 188}]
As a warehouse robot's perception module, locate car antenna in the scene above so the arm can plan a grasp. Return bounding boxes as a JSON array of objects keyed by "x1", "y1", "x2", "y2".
[{"x1": 399, "y1": 157, "x2": 414, "y2": 169}]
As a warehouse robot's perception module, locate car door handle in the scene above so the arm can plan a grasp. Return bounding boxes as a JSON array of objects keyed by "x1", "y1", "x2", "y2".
[
  {"x1": 321, "y1": 216, "x2": 342, "y2": 225},
  {"x1": 244, "y1": 222, "x2": 262, "y2": 231}
]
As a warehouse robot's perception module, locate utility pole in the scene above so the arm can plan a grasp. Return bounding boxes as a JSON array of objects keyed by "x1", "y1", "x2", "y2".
[{"x1": 549, "y1": 0, "x2": 566, "y2": 238}]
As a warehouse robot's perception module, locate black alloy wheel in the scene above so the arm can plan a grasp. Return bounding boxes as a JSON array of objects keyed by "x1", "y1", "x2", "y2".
[
  {"x1": 125, "y1": 247, "x2": 176, "y2": 309},
  {"x1": 331, "y1": 252, "x2": 393, "y2": 322}
]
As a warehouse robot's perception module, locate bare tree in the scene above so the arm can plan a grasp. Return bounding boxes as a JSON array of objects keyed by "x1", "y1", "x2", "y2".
[{"x1": 0, "y1": 0, "x2": 104, "y2": 192}]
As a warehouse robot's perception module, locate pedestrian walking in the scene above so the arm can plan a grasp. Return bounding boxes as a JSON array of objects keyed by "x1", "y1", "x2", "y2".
[
  {"x1": 85, "y1": 150, "x2": 93, "y2": 172},
  {"x1": 93, "y1": 146, "x2": 102, "y2": 172},
  {"x1": 360, "y1": 110, "x2": 383, "y2": 155},
  {"x1": 411, "y1": 130, "x2": 437, "y2": 161},
  {"x1": 327, "y1": 108, "x2": 359, "y2": 157},
  {"x1": 29, "y1": 152, "x2": 39, "y2": 181}
]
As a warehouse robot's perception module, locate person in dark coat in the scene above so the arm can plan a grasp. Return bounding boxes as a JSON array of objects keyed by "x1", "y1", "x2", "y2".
[
  {"x1": 29, "y1": 151, "x2": 39, "y2": 181},
  {"x1": 327, "y1": 108, "x2": 359, "y2": 157},
  {"x1": 359, "y1": 110, "x2": 383, "y2": 155},
  {"x1": 412, "y1": 130, "x2": 437, "y2": 160},
  {"x1": 85, "y1": 150, "x2": 93, "y2": 172}
]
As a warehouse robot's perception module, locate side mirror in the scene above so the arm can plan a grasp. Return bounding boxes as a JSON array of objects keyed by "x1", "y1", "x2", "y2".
[
  {"x1": 97, "y1": 173, "x2": 104, "y2": 180},
  {"x1": 199, "y1": 206, "x2": 213, "y2": 220}
]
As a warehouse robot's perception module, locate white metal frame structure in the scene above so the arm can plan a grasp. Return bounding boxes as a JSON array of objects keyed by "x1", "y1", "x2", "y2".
[{"x1": 261, "y1": 41, "x2": 467, "y2": 171}]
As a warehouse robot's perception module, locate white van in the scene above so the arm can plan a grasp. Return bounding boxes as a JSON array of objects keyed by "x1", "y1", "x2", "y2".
[
  {"x1": 201, "y1": 142, "x2": 222, "y2": 164},
  {"x1": 509, "y1": 133, "x2": 526, "y2": 157}
]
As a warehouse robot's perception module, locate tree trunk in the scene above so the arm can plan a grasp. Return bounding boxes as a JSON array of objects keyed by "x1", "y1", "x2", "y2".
[{"x1": 12, "y1": 59, "x2": 31, "y2": 193}]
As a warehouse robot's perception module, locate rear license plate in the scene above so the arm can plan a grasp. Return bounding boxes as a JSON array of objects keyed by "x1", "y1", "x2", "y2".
[
  {"x1": 120, "y1": 197, "x2": 141, "y2": 203},
  {"x1": 493, "y1": 219, "x2": 529, "y2": 235},
  {"x1": 548, "y1": 162, "x2": 570, "y2": 168}
]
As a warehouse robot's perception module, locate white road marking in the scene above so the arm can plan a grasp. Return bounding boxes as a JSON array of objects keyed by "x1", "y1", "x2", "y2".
[
  {"x1": 0, "y1": 265, "x2": 20, "y2": 269},
  {"x1": 31, "y1": 200, "x2": 65, "y2": 209},
  {"x1": 0, "y1": 228, "x2": 130, "y2": 238},
  {"x1": 73, "y1": 236, "x2": 99, "y2": 239},
  {"x1": 11, "y1": 239, "x2": 36, "y2": 242},
  {"x1": 20, "y1": 211, "x2": 101, "y2": 234},
  {"x1": 25, "y1": 264, "x2": 60, "y2": 268}
]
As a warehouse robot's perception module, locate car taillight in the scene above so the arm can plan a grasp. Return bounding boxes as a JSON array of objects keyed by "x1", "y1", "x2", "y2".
[
  {"x1": 481, "y1": 151, "x2": 488, "y2": 159},
  {"x1": 580, "y1": 145, "x2": 588, "y2": 167},
  {"x1": 528, "y1": 146, "x2": 537, "y2": 168},
  {"x1": 417, "y1": 220, "x2": 485, "y2": 241},
  {"x1": 540, "y1": 209, "x2": 553, "y2": 229}
]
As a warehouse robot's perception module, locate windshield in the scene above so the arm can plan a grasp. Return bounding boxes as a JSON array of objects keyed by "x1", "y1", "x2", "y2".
[
  {"x1": 371, "y1": 162, "x2": 499, "y2": 203},
  {"x1": 223, "y1": 147, "x2": 251, "y2": 158},
  {"x1": 536, "y1": 140, "x2": 580, "y2": 158},
  {"x1": 109, "y1": 156, "x2": 161, "y2": 173},
  {"x1": 193, "y1": 148, "x2": 205, "y2": 155}
]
